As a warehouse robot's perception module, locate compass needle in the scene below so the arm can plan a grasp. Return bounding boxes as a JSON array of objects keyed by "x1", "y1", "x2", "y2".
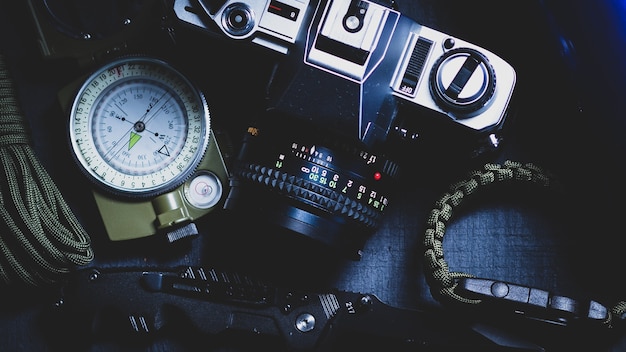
[
  {"x1": 69, "y1": 57, "x2": 210, "y2": 197},
  {"x1": 128, "y1": 132, "x2": 142, "y2": 150}
]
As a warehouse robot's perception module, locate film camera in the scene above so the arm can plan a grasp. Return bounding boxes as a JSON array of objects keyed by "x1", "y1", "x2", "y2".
[{"x1": 173, "y1": 0, "x2": 516, "y2": 258}]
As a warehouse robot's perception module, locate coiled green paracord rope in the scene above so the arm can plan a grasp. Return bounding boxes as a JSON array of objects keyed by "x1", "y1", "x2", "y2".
[
  {"x1": 423, "y1": 160, "x2": 626, "y2": 328},
  {"x1": 0, "y1": 53, "x2": 93, "y2": 287}
]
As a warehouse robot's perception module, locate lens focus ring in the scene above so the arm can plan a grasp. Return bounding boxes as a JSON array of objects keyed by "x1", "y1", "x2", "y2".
[
  {"x1": 235, "y1": 163, "x2": 382, "y2": 227},
  {"x1": 224, "y1": 119, "x2": 399, "y2": 258}
]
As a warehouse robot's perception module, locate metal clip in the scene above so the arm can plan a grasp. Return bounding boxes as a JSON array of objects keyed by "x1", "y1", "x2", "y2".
[
  {"x1": 457, "y1": 277, "x2": 610, "y2": 327},
  {"x1": 140, "y1": 268, "x2": 273, "y2": 306}
]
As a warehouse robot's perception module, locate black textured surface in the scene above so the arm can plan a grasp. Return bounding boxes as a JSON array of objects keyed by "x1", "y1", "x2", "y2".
[{"x1": 1, "y1": 0, "x2": 626, "y2": 351}]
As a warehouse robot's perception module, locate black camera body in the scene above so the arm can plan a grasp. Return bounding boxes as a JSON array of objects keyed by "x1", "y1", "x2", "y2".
[
  {"x1": 174, "y1": 0, "x2": 516, "y2": 156},
  {"x1": 173, "y1": 0, "x2": 517, "y2": 258}
]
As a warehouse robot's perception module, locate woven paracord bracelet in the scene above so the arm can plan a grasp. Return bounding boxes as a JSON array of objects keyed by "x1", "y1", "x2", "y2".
[{"x1": 422, "y1": 160, "x2": 626, "y2": 327}]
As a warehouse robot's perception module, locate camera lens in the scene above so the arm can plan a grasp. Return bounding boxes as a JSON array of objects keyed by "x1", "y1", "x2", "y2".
[{"x1": 224, "y1": 117, "x2": 399, "y2": 259}]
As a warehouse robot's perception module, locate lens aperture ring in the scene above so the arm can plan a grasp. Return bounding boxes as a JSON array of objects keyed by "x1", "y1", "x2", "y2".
[{"x1": 235, "y1": 163, "x2": 383, "y2": 228}]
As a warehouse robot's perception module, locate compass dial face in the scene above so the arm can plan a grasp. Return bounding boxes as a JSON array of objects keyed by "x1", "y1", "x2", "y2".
[{"x1": 69, "y1": 56, "x2": 210, "y2": 197}]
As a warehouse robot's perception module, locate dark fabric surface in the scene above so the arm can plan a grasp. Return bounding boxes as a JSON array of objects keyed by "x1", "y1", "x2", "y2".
[{"x1": 1, "y1": 0, "x2": 625, "y2": 351}]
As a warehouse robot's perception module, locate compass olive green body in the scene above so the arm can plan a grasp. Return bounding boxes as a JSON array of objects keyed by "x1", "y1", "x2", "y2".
[{"x1": 63, "y1": 56, "x2": 228, "y2": 241}]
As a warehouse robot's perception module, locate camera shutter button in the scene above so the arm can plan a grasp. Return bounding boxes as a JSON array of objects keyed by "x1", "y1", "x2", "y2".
[
  {"x1": 430, "y1": 48, "x2": 496, "y2": 116},
  {"x1": 344, "y1": 15, "x2": 361, "y2": 31}
]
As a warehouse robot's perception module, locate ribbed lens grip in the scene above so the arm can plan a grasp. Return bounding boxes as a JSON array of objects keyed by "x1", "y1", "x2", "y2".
[{"x1": 235, "y1": 163, "x2": 383, "y2": 228}]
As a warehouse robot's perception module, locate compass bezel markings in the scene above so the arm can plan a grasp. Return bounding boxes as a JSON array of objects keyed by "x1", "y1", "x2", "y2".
[{"x1": 69, "y1": 56, "x2": 210, "y2": 197}]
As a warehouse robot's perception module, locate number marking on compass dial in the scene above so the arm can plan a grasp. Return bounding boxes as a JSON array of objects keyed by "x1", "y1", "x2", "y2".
[{"x1": 69, "y1": 56, "x2": 210, "y2": 197}]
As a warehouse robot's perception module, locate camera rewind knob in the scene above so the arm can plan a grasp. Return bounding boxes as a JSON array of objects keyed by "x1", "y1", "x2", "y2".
[{"x1": 430, "y1": 47, "x2": 497, "y2": 117}]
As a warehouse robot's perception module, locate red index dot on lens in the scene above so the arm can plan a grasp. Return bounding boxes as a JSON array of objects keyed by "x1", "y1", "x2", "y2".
[{"x1": 373, "y1": 172, "x2": 382, "y2": 181}]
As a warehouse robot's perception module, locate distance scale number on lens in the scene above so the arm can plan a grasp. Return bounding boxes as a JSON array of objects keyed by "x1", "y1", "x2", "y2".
[{"x1": 273, "y1": 143, "x2": 390, "y2": 212}]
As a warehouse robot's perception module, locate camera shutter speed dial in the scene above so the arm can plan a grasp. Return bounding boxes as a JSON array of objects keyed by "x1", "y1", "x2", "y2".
[
  {"x1": 430, "y1": 47, "x2": 496, "y2": 116},
  {"x1": 68, "y1": 56, "x2": 211, "y2": 198},
  {"x1": 221, "y1": 3, "x2": 255, "y2": 36}
]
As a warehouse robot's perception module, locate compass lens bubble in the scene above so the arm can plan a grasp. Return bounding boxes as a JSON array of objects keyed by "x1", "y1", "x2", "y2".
[{"x1": 185, "y1": 172, "x2": 223, "y2": 209}]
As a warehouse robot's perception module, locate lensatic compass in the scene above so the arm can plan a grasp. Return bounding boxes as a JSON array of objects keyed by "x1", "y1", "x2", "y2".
[{"x1": 65, "y1": 56, "x2": 229, "y2": 242}]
